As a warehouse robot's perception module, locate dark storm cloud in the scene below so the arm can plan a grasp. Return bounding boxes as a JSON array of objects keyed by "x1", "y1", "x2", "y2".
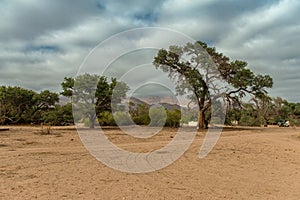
[
  {"x1": 0, "y1": 0, "x2": 106, "y2": 41},
  {"x1": 0, "y1": 0, "x2": 299, "y2": 102}
]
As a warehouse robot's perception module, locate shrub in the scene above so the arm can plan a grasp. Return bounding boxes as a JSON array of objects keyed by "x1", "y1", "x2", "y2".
[
  {"x1": 98, "y1": 111, "x2": 116, "y2": 126},
  {"x1": 113, "y1": 111, "x2": 133, "y2": 126},
  {"x1": 42, "y1": 103, "x2": 74, "y2": 126},
  {"x1": 149, "y1": 106, "x2": 167, "y2": 127},
  {"x1": 166, "y1": 109, "x2": 181, "y2": 128}
]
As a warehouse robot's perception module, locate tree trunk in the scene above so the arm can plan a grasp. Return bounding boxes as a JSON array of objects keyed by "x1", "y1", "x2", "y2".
[
  {"x1": 89, "y1": 98, "x2": 96, "y2": 129},
  {"x1": 89, "y1": 113, "x2": 95, "y2": 129},
  {"x1": 197, "y1": 110, "x2": 207, "y2": 129}
]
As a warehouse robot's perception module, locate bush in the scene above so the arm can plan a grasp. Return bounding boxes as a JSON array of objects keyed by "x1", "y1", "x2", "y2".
[
  {"x1": 239, "y1": 114, "x2": 261, "y2": 126},
  {"x1": 98, "y1": 111, "x2": 116, "y2": 126},
  {"x1": 166, "y1": 109, "x2": 181, "y2": 128},
  {"x1": 129, "y1": 103, "x2": 150, "y2": 125},
  {"x1": 113, "y1": 111, "x2": 133, "y2": 126},
  {"x1": 149, "y1": 106, "x2": 167, "y2": 127},
  {"x1": 42, "y1": 103, "x2": 74, "y2": 126}
]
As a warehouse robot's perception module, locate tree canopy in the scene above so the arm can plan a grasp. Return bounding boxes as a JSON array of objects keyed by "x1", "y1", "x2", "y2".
[
  {"x1": 153, "y1": 41, "x2": 273, "y2": 129},
  {"x1": 0, "y1": 86, "x2": 58, "y2": 124},
  {"x1": 61, "y1": 73, "x2": 129, "y2": 128}
]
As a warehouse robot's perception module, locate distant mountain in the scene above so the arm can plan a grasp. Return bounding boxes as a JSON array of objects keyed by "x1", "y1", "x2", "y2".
[
  {"x1": 129, "y1": 96, "x2": 149, "y2": 106},
  {"x1": 157, "y1": 102, "x2": 181, "y2": 111},
  {"x1": 136, "y1": 95, "x2": 178, "y2": 105},
  {"x1": 129, "y1": 96, "x2": 182, "y2": 111}
]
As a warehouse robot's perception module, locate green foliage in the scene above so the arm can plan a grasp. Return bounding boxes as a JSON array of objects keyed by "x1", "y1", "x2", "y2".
[
  {"x1": 277, "y1": 100, "x2": 300, "y2": 126},
  {"x1": 181, "y1": 109, "x2": 198, "y2": 124},
  {"x1": 128, "y1": 101, "x2": 181, "y2": 127},
  {"x1": 226, "y1": 96, "x2": 300, "y2": 127},
  {"x1": 31, "y1": 90, "x2": 59, "y2": 123},
  {"x1": 98, "y1": 111, "x2": 116, "y2": 126},
  {"x1": 113, "y1": 111, "x2": 133, "y2": 126},
  {"x1": 0, "y1": 86, "x2": 58, "y2": 125},
  {"x1": 226, "y1": 100, "x2": 263, "y2": 126},
  {"x1": 61, "y1": 77, "x2": 74, "y2": 97},
  {"x1": 149, "y1": 106, "x2": 167, "y2": 127},
  {"x1": 129, "y1": 103, "x2": 150, "y2": 125},
  {"x1": 42, "y1": 103, "x2": 74, "y2": 126},
  {"x1": 166, "y1": 109, "x2": 181, "y2": 128},
  {"x1": 0, "y1": 86, "x2": 35, "y2": 124},
  {"x1": 153, "y1": 41, "x2": 273, "y2": 129},
  {"x1": 61, "y1": 74, "x2": 129, "y2": 128},
  {"x1": 225, "y1": 108, "x2": 242, "y2": 125}
]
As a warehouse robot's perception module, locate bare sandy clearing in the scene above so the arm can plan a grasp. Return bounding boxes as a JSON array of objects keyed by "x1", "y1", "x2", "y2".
[{"x1": 1, "y1": 126, "x2": 300, "y2": 199}]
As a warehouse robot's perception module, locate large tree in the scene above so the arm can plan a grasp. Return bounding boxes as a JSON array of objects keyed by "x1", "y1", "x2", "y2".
[
  {"x1": 0, "y1": 86, "x2": 58, "y2": 124},
  {"x1": 0, "y1": 86, "x2": 35, "y2": 124},
  {"x1": 153, "y1": 41, "x2": 273, "y2": 129},
  {"x1": 61, "y1": 74, "x2": 129, "y2": 128}
]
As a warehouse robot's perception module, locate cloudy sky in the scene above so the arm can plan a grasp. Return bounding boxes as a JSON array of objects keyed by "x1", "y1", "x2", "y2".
[{"x1": 1, "y1": 0, "x2": 300, "y2": 102}]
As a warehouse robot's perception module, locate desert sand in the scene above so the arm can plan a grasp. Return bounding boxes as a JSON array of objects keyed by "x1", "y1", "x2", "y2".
[{"x1": 1, "y1": 125, "x2": 300, "y2": 199}]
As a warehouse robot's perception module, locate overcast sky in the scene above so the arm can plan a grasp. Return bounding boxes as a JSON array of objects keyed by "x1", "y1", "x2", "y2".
[{"x1": 0, "y1": 0, "x2": 299, "y2": 102}]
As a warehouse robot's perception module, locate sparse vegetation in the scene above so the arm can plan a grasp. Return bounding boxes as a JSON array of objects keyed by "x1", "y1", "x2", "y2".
[{"x1": 41, "y1": 124, "x2": 52, "y2": 135}]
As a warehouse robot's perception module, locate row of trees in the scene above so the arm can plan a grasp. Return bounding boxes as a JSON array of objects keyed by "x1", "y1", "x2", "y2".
[
  {"x1": 227, "y1": 97, "x2": 300, "y2": 126},
  {"x1": 0, "y1": 75, "x2": 129, "y2": 127},
  {"x1": 1, "y1": 41, "x2": 295, "y2": 128},
  {"x1": 1, "y1": 83, "x2": 299, "y2": 127},
  {"x1": 0, "y1": 74, "x2": 182, "y2": 127},
  {"x1": 0, "y1": 86, "x2": 73, "y2": 126},
  {"x1": 61, "y1": 73, "x2": 181, "y2": 128}
]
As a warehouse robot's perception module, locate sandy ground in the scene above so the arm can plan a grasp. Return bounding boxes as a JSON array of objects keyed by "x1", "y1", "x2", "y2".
[{"x1": 1, "y1": 125, "x2": 300, "y2": 199}]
